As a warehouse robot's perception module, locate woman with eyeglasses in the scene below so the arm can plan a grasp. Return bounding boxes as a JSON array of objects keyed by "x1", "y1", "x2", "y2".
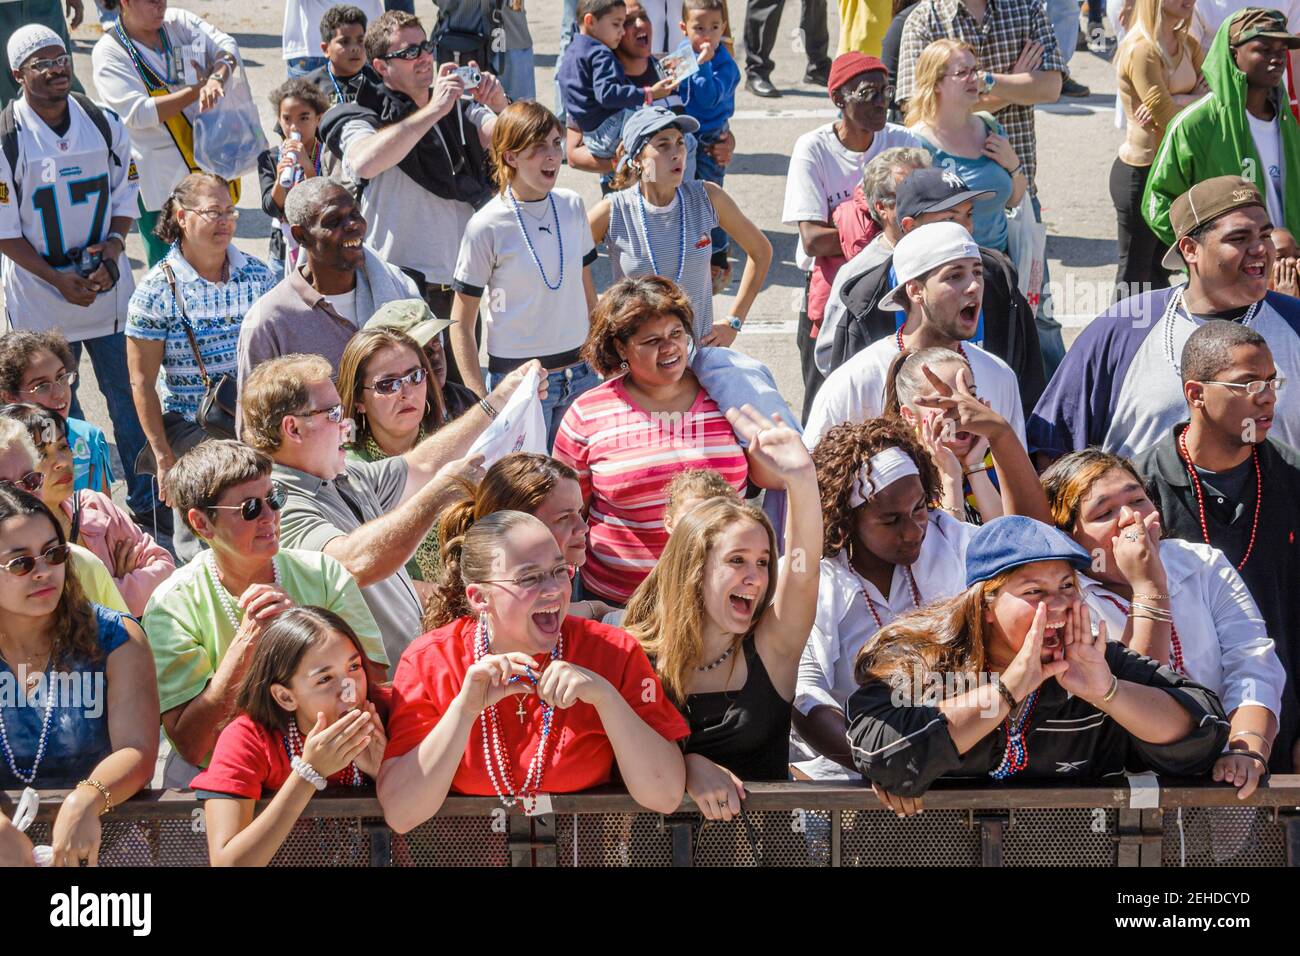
[
  {"x1": 91, "y1": 0, "x2": 243, "y2": 266},
  {"x1": 337, "y1": 326, "x2": 448, "y2": 588},
  {"x1": 377, "y1": 510, "x2": 688, "y2": 832},
  {"x1": 904, "y1": 39, "x2": 1026, "y2": 254},
  {"x1": 0, "y1": 485, "x2": 159, "y2": 866},
  {"x1": 0, "y1": 329, "x2": 114, "y2": 498},
  {"x1": 0, "y1": 404, "x2": 173, "y2": 617},
  {"x1": 125, "y1": 172, "x2": 275, "y2": 561},
  {"x1": 140, "y1": 439, "x2": 388, "y2": 788}
]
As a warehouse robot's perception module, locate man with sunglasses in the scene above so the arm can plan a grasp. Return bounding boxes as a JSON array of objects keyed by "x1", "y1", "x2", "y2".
[
  {"x1": 242, "y1": 351, "x2": 542, "y2": 665},
  {"x1": 0, "y1": 416, "x2": 129, "y2": 614},
  {"x1": 319, "y1": 9, "x2": 507, "y2": 347},
  {"x1": 781, "y1": 52, "x2": 926, "y2": 420},
  {"x1": 142, "y1": 439, "x2": 387, "y2": 783},
  {"x1": 0, "y1": 25, "x2": 155, "y2": 527},
  {"x1": 1135, "y1": 320, "x2": 1300, "y2": 773}
]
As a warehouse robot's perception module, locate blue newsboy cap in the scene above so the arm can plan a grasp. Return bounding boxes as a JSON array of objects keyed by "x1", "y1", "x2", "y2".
[
  {"x1": 964, "y1": 515, "x2": 1092, "y2": 588},
  {"x1": 619, "y1": 106, "x2": 700, "y2": 167}
]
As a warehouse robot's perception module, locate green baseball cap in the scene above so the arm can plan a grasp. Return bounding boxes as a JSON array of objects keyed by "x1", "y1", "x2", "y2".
[{"x1": 364, "y1": 298, "x2": 452, "y2": 346}]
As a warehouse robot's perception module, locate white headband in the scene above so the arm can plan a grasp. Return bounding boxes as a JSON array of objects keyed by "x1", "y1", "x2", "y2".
[{"x1": 848, "y1": 447, "x2": 921, "y2": 508}]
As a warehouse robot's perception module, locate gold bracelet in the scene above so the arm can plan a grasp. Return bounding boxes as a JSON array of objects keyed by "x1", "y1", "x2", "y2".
[
  {"x1": 1100, "y1": 674, "x2": 1119, "y2": 703},
  {"x1": 77, "y1": 778, "x2": 112, "y2": 816},
  {"x1": 1132, "y1": 591, "x2": 1170, "y2": 601}
]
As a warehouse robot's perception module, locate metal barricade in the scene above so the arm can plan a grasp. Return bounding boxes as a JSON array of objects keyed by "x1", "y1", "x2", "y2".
[{"x1": 6, "y1": 779, "x2": 1300, "y2": 867}]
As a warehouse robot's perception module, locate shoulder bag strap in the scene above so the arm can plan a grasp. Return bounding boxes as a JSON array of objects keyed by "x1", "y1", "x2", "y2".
[{"x1": 160, "y1": 261, "x2": 212, "y2": 387}]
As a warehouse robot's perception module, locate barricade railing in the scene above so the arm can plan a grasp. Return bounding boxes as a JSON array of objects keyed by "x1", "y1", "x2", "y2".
[{"x1": 5, "y1": 777, "x2": 1300, "y2": 866}]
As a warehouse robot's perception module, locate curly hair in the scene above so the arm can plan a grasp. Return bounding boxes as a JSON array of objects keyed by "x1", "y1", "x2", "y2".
[
  {"x1": 812, "y1": 416, "x2": 942, "y2": 559},
  {"x1": 0, "y1": 329, "x2": 76, "y2": 398},
  {"x1": 581, "y1": 276, "x2": 695, "y2": 376}
]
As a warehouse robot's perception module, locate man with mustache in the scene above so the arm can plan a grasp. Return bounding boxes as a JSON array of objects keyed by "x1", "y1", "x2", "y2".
[
  {"x1": 1031, "y1": 176, "x2": 1300, "y2": 463},
  {"x1": 1145, "y1": 8, "x2": 1300, "y2": 244},
  {"x1": 0, "y1": 24, "x2": 157, "y2": 530}
]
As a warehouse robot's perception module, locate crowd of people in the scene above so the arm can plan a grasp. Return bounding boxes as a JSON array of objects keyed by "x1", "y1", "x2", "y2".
[{"x1": 0, "y1": 0, "x2": 1296, "y2": 869}]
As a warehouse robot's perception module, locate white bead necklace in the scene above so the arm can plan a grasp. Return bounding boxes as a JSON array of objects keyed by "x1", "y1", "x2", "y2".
[
  {"x1": 473, "y1": 613, "x2": 562, "y2": 813},
  {"x1": 205, "y1": 551, "x2": 281, "y2": 631},
  {"x1": 1161, "y1": 285, "x2": 1260, "y2": 376},
  {"x1": 0, "y1": 666, "x2": 55, "y2": 785},
  {"x1": 284, "y1": 717, "x2": 363, "y2": 787}
]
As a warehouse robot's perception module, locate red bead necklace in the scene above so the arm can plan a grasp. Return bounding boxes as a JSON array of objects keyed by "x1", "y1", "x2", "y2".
[
  {"x1": 1176, "y1": 427, "x2": 1262, "y2": 572},
  {"x1": 859, "y1": 566, "x2": 923, "y2": 632},
  {"x1": 896, "y1": 326, "x2": 968, "y2": 358},
  {"x1": 1100, "y1": 594, "x2": 1185, "y2": 675}
]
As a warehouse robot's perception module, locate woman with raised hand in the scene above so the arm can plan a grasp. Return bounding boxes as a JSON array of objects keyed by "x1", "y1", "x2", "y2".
[
  {"x1": 622, "y1": 405, "x2": 821, "y2": 819},
  {"x1": 851, "y1": 515, "x2": 1230, "y2": 815},
  {"x1": 376, "y1": 511, "x2": 688, "y2": 831},
  {"x1": 0, "y1": 487, "x2": 159, "y2": 865},
  {"x1": 1042, "y1": 449, "x2": 1285, "y2": 799}
]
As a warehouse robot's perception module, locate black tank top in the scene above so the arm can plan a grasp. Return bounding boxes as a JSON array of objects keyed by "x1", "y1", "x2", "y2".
[{"x1": 680, "y1": 636, "x2": 792, "y2": 781}]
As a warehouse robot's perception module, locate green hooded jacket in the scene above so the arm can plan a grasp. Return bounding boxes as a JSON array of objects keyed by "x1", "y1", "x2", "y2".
[{"x1": 1142, "y1": 11, "x2": 1300, "y2": 246}]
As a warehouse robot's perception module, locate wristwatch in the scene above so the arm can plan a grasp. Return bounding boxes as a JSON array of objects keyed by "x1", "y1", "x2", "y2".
[
  {"x1": 980, "y1": 71, "x2": 994, "y2": 95},
  {"x1": 727, "y1": 316, "x2": 743, "y2": 332}
]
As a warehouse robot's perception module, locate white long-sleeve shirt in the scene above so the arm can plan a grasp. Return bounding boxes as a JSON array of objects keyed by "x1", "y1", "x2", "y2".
[
  {"x1": 1081, "y1": 538, "x2": 1285, "y2": 721},
  {"x1": 91, "y1": 10, "x2": 241, "y2": 211}
]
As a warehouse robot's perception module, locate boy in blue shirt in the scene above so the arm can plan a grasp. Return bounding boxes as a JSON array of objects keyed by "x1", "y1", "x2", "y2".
[
  {"x1": 679, "y1": 0, "x2": 739, "y2": 284},
  {"x1": 556, "y1": 0, "x2": 677, "y2": 162}
]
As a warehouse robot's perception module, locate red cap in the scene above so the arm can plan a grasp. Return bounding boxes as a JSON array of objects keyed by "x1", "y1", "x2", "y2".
[{"x1": 828, "y1": 52, "x2": 887, "y2": 96}]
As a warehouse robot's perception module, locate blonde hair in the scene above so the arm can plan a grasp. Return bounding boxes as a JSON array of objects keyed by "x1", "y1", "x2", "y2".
[
  {"x1": 622, "y1": 496, "x2": 778, "y2": 706},
  {"x1": 1116, "y1": 0, "x2": 1194, "y2": 75},
  {"x1": 0, "y1": 416, "x2": 38, "y2": 469},
  {"x1": 663, "y1": 469, "x2": 740, "y2": 531},
  {"x1": 241, "y1": 353, "x2": 334, "y2": 453},
  {"x1": 905, "y1": 39, "x2": 977, "y2": 129}
]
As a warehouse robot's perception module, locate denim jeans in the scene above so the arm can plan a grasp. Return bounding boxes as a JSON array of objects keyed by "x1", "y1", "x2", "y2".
[
  {"x1": 286, "y1": 56, "x2": 328, "y2": 79},
  {"x1": 695, "y1": 126, "x2": 730, "y2": 255},
  {"x1": 67, "y1": 332, "x2": 155, "y2": 516},
  {"x1": 1045, "y1": 0, "x2": 1080, "y2": 67},
  {"x1": 555, "y1": 0, "x2": 580, "y2": 121},
  {"x1": 487, "y1": 361, "x2": 600, "y2": 451},
  {"x1": 1030, "y1": 193, "x2": 1066, "y2": 380},
  {"x1": 499, "y1": 47, "x2": 537, "y2": 102}
]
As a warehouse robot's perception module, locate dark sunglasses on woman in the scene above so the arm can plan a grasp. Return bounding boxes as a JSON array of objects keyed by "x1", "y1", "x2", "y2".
[
  {"x1": 205, "y1": 486, "x2": 288, "y2": 522},
  {"x1": 365, "y1": 367, "x2": 428, "y2": 396},
  {"x1": 1, "y1": 543, "x2": 71, "y2": 577}
]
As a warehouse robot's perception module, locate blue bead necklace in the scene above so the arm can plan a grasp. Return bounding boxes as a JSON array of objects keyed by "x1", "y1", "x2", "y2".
[
  {"x1": 636, "y1": 185, "x2": 687, "y2": 283},
  {"x1": 474, "y1": 612, "x2": 563, "y2": 812},
  {"x1": 507, "y1": 187, "x2": 564, "y2": 292},
  {"x1": 989, "y1": 687, "x2": 1039, "y2": 780}
]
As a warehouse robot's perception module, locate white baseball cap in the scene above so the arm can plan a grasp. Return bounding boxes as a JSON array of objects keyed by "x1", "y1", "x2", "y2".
[
  {"x1": 7, "y1": 24, "x2": 64, "y2": 73},
  {"x1": 878, "y1": 221, "x2": 982, "y2": 312}
]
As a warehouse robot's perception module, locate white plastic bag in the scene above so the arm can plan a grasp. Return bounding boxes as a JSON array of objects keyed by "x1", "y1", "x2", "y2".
[
  {"x1": 192, "y1": 64, "x2": 268, "y2": 181},
  {"x1": 1005, "y1": 194, "x2": 1047, "y2": 311},
  {"x1": 467, "y1": 367, "x2": 547, "y2": 467}
]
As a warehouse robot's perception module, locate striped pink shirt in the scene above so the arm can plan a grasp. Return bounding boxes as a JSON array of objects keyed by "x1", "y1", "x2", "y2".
[{"x1": 553, "y1": 377, "x2": 749, "y2": 602}]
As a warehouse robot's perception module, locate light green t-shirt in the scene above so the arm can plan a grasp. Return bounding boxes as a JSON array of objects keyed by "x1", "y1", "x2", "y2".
[
  {"x1": 141, "y1": 547, "x2": 388, "y2": 716},
  {"x1": 70, "y1": 544, "x2": 129, "y2": 614}
]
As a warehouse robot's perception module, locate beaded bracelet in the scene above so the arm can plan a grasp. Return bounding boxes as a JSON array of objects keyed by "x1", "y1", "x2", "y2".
[
  {"x1": 996, "y1": 678, "x2": 1017, "y2": 710},
  {"x1": 291, "y1": 756, "x2": 327, "y2": 791},
  {"x1": 76, "y1": 778, "x2": 112, "y2": 816},
  {"x1": 1132, "y1": 591, "x2": 1170, "y2": 601}
]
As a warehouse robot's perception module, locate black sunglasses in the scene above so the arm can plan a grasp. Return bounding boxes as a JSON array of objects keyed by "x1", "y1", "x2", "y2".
[
  {"x1": 0, "y1": 543, "x2": 70, "y2": 577},
  {"x1": 0, "y1": 471, "x2": 44, "y2": 494},
  {"x1": 381, "y1": 39, "x2": 436, "y2": 60},
  {"x1": 365, "y1": 367, "x2": 427, "y2": 396},
  {"x1": 205, "y1": 486, "x2": 288, "y2": 522}
]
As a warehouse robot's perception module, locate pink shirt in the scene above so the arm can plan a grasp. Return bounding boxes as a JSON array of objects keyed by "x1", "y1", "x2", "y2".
[
  {"x1": 553, "y1": 377, "x2": 748, "y2": 602},
  {"x1": 63, "y1": 489, "x2": 174, "y2": 617}
]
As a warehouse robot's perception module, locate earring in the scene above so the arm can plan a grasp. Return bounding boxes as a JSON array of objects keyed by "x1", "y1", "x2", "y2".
[
  {"x1": 424, "y1": 398, "x2": 432, "y2": 415},
  {"x1": 476, "y1": 610, "x2": 490, "y2": 651},
  {"x1": 619, "y1": 361, "x2": 629, "y2": 372}
]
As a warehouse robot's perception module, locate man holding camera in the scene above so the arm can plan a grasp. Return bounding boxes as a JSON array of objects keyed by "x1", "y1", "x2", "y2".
[
  {"x1": 0, "y1": 24, "x2": 155, "y2": 526},
  {"x1": 321, "y1": 10, "x2": 505, "y2": 354}
]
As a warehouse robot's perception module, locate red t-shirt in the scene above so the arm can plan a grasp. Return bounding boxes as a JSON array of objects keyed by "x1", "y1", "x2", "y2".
[
  {"x1": 191, "y1": 688, "x2": 392, "y2": 798},
  {"x1": 383, "y1": 616, "x2": 690, "y2": 795}
]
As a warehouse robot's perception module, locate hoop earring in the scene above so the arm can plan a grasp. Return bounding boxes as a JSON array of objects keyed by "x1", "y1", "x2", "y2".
[{"x1": 619, "y1": 361, "x2": 629, "y2": 372}]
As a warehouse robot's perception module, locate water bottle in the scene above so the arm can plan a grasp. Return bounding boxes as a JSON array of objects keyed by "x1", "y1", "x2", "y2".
[{"x1": 278, "y1": 131, "x2": 304, "y2": 189}]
